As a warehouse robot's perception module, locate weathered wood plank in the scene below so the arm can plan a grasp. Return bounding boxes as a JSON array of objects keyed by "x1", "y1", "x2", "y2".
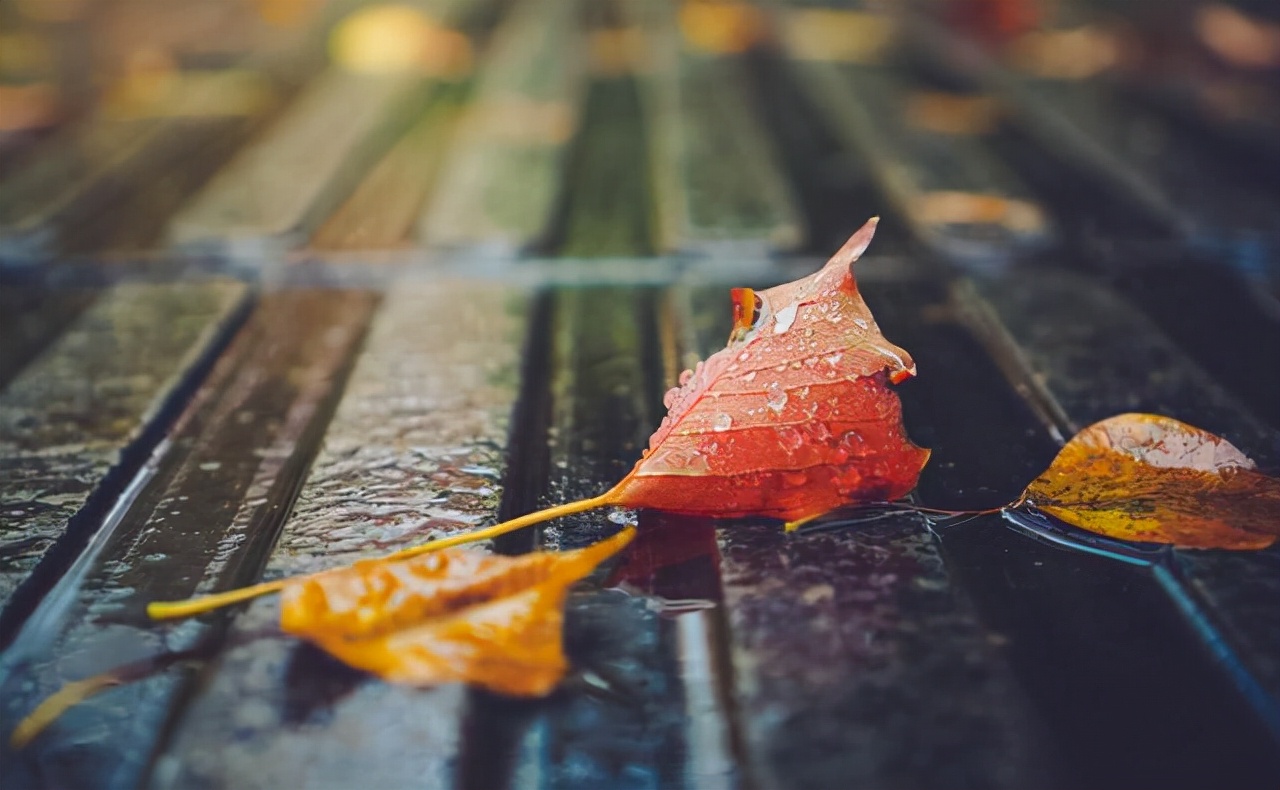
[
  {"x1": 961, "y1": 270, "x2": 1280, "y2": 741},
  {"x1": 167, "y1": 70, "x2": 427, "y2": 254},
  {"x1": 891, "y1": 273, "x2": 1280, "y2": 786},
  {"x1": 149, "y1": 282, "x2": 530, "y2": 790},
  {"x1": 0, "y1": 70, "x2": 276, "y2": 261},
  {"x1": 0, "y1": 290, "x2": 377, "y2": 790},
  {"x1": 781, "y1": 9, "x2": 1050, "y2": 266},
  {"x1": 0, "y1": 286, "x2": 97, "y2": 391},
  {"x1": 310, "y1": 86, "x2": 465, "y2": 250},
  {"x1": 419, "y1": 0, "x2": 588, "y2": 253},
  {"x1": 627, "y1": 0, "x2": 803, "y2": 255},
  {"x1": 684, "y1": 274, "x2": 1061, "y2": 790},
  {"x1": 911, "y1": 13, "x2": 1280, "y2": 254},
  {"x1": 506, "y1": 287, "x2": 690, "y2": 789},
  {"x1": 0, "y1": 118, "x2": 165, "y2": 259},
  {"x1": 0, "y1": 281, "x2": 247, "y2": 641}
]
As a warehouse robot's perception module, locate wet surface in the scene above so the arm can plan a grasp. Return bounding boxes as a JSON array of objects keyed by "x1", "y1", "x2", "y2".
[
  {"x1": 2, "y1": 1, "x2": 1279, "y2": 787},
  {"x1": 0, "y1": 281, "x2": 246, "y2": 641},
  {"x1": 885, "y1": 278, "x2": 1280, "y2": 788},
  {"x1": 151, "y1": 283, "x2": 528, "y2": 790},
  {"x1": 488, "y1": 287, "x2": 689, "y2": 790},
  {"x1": 0, "y1": 289, "x2": 375, "y2": 790}
]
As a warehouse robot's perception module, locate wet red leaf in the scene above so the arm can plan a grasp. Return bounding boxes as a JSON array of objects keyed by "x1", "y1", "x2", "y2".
[{"x1": 607, "y1": 218, "x2": 930, "y2": 523}]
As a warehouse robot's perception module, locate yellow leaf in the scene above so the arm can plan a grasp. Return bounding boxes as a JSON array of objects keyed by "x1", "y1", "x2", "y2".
[
  {"x1": 279, "y1": 527, "x2": 635, "y2": 695},
  {"x1": 1023, "y1": 414, "x2": 1280, "y2": 549}
]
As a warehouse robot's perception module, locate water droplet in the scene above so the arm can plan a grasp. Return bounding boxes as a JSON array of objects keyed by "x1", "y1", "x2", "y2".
[
  {"x1": 803, "y1": 327, "x2": 814, "y2": 337},
  {"x1": 713, "y1": 413, "x2": 733, "y2": 432},
  {"x1": 607, "y1": 509, "x2": 631, "y2": 525},
  {"x1": 766, "y1": 382, "x2": 788, "y2": 413},
  {"x1": 738, "y1": 350, "x2": 750, "y2": 362},
  {"x1": 854, "y1": 317, "x2": 869, "y2": 329},
  {"x1": 742, "y1": 370, "x2": 757, "y2": 382},
  {"x1": 774, "y1": 304, "x2": 798, "y2": 334},
  {"x1": 840, "y1": 430, "x2": 866, "y2": 457},
  {"x1": 777, "y1": 427, "x2": 805, "y2": 452}
]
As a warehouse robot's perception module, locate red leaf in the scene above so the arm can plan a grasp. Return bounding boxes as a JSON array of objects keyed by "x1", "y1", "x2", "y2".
[{"x1": 609, "y1": 218, "x2": 930, "y2": 522}]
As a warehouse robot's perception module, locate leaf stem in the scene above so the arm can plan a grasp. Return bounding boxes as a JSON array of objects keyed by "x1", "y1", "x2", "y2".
[{"x1": 146, "y1": 490, "x2": 621, "y2": 622}]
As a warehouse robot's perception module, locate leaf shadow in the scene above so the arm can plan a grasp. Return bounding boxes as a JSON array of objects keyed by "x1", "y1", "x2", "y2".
[{"x1": 279, "y1": 642, "x2": 368, "y2": 726}]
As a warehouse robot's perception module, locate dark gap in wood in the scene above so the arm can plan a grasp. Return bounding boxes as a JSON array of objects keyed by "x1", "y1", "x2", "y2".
[
  {"x1": 547, "y1": 78, "x2": 655, "y2": 258},
  {"x1": 0, "y1": 292, "x2": 254, "y2": 650},
  {"x1": 741, "y1": 50, "x2": 913, "y2": 258}
]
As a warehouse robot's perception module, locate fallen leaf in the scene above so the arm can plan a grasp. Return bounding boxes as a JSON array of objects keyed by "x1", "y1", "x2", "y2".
[
  {"x1": 147, "y1": 220, "x2": 929, "y2": 624},
  {"x1": 608, "y1": 217, "x2": 931, "y2": 523},
  {"x1": 279, "y1": 527, "x2": 635, "y2": 695},
  {"x1": 1020, "y1": 413, "x2": 1280, "y2": 549}
]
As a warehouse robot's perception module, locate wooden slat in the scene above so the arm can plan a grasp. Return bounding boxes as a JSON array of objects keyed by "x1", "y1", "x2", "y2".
[
  {"x1": 627, "y1": 0, "x2": 803, "y2": 255},
  {"x1": 150, "y1": 282, "x2": 530, "y2": 790},
  {"x1": 0, "y1": 290, "x2": 377, "y2": 790},
  {"x1": 0, "y1": 281, "x2": 247, "y2": 640},
  {"x1": 310, "y1": 86, "x2": 465, "y2": 249},
  {"x1": 419, "y1": 0, "x2": 588, "y2": 253},
  {"x1": 682, "y1": 275, "x2": 1061, "y2": 790},
  {"x1": 167, "y1": 70, "x2": 427, "y2": 254},
  {"x1": 781, "y1": 10, "x2": 1051, "y2": 266},
  {"x1": 884, "y1": 274, "x2": 1280, "y2": 786},
  {"x1": 0, "y1": 118, "x2": 164, "y2": 259},
  {"x1": 961, "y1": 270, "x2": 1280, "y2": 740},
  {"x1": 505, "y1": 287, "x2": 690, "y2": 788},
  {"x1": 911, "y1": 14, "x2": 1280, "y2": 252},
  {"x1": 0, "y1": 286, "x2": 97, "y2": 391},
  {"x1": 0, "y1": 71, "x2": 276, "y2": 261}
]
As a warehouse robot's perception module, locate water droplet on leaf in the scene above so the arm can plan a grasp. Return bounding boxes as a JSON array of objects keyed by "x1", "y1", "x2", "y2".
[
  {"x1": 774, "y1": 304, "x2": 798, "y2": 334},
  {"x1": 766, "y1": 382, "x2": 788, "y2": 414}
]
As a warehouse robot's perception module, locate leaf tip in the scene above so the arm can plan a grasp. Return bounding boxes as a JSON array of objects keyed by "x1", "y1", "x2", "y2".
[{"x1": 831, "y1": 217, "x2": 881, "y2": 269}]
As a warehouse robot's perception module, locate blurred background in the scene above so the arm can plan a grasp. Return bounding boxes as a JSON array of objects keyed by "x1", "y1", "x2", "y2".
[{"x1": 1, "y1": 0, "x2": 1277, "y2": 419}]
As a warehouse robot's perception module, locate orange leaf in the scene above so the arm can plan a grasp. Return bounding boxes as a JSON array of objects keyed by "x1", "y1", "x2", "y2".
[
  {"x1": 278, "y1": 527, "x2": 635, "y2": 695},
  {"x1": 1022, "y1": 414, "x2": 1280, "y2": 549},
  {"x1": 609, "y1": 218, "x2": 930, "y2": 523}
]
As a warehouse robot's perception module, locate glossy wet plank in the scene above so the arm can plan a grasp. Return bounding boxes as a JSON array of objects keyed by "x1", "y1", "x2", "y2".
[
  {"x1": 0, "y1": 286, "x2": 97, "y2": 391},
  {"x1": 167, "y1": 70, "x2": 427, "y2": 255},
  {"x1": 785, "y1": 53, "x2": 1051, "y2": 267},
  {"x1": 150, "y1": 281, "x2": 530, "y2": 790},
  {"x1": 0, "y1": 290, "x2": 377, "y2": 790},
  {"x1": 0, "y1": 281, "x2": 246, "y2": 642},
  {"x1": 0, "y1": 71, "x2": 277, "y2": 261},
  {"x1": 687, "y1": 274, "x2": 1062, "y2": 790},
  {"x1": 419, "y1": 0, "x2": 588, "y2": 253},
  {"x1": 0, "y1": 118, "x2": 164, "y2": 259},
  {"x1": 628, "y1": 0, "x2": 802, "y2": 255},
  {"x1": 310, "y1": 86, "x2": 465, "y2": 250},
  {"x1": 962, "y1": 269, "x2": 1280, "y2": 740},
  {"x1": 874, "y1": 275, "x2": 1280, "y2": 787}
]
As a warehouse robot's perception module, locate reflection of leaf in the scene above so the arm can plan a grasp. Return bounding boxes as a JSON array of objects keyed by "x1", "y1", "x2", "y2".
[
  {"x1": 1020, "y1": 414, "x2": 1280, "y2": 550},
  {"x1": 611, "y1": 218, "x2": 929, "y2": 524},
  {"x1": 279, "y1": 528, "x2": 635, "y2": 695}
]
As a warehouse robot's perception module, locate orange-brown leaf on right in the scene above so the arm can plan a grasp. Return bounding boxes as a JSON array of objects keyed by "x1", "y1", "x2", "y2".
[
  {"x1": 1021, "y1": 413, "x2": 1280, "y2": 549},
  {"x1": 279, "y1": 527, "x2": 635, "y2": 696}
]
